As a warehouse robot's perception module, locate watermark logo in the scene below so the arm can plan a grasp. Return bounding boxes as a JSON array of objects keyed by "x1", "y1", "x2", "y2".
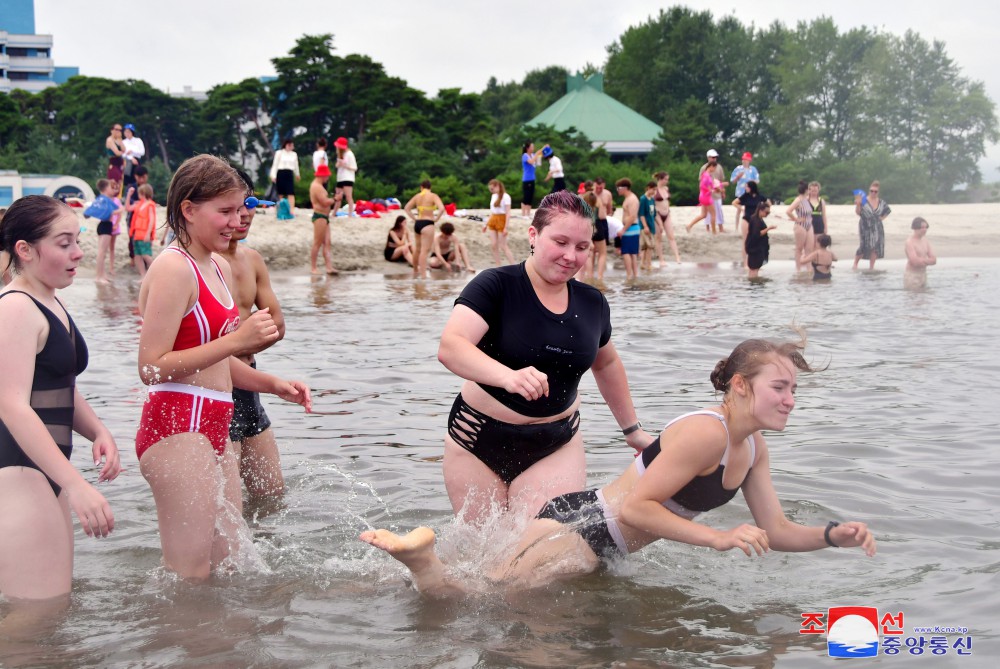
[
  {"x1": 800, "y1": 607, "x2": 974, "y2": 658},
  {"x1": 826, "y1": 606, "x2": 880, "y2": 658}
]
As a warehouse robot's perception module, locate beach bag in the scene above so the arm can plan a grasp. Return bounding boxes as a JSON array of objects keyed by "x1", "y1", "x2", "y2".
[{"x1": 276, "y1": 198, "x2": 294, "y2": 220}]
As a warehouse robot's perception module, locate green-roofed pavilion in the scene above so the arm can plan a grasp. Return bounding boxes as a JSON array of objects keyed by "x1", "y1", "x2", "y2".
[{"x1": 527, "y1": 73, "x2": 662, "y2": 155}]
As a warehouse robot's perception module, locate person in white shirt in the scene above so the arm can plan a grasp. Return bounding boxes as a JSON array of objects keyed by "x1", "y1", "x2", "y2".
[
  {"x1": 312, "y1": 137, "x2": 329, "y2": 172},
  {"x1": 333, "y1": 137, "x2": 358, "y2": 217},
  {"x1": 542, "y1": 147, "x2": 565, "y2": 193},
  {"x1": 269, "y1": 138, "x2": 301, "y2": 212},
  {"x1": 483, "y1": 179, "x2": 515, "y2": 266},
  {"x1": 122, "y1": 123, "x2": 146, "y2": 190}
]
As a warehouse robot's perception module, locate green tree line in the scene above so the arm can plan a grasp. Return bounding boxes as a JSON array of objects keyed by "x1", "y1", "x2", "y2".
[{"x1": 1, "y1": 9, "x2": 996, "y2": 207}]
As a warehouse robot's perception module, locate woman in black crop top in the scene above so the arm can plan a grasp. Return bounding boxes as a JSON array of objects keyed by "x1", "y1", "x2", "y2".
[
  {"x1": 362, "y1": 338, "x2": 876, "y2": 597},
  {"x1": 0, "y1": 196, "x2": 121, "y2": 603},
  {"x1": 438, "y1": 191, "x2": 653, "y2": 523}
]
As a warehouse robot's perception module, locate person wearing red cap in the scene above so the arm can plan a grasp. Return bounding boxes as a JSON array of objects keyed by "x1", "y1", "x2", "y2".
[
  {"x1": 309, "y1": 164, "x2": 339, "y2": 275},
  {"x1": 332, "y1": 137, "x2": 357, "y2": 217},
  {"x1": 730, "y1": 152, "x2": 760, "y2": 231}
]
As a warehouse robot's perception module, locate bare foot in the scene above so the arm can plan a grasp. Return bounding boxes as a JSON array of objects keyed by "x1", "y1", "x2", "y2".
[
  {"x1": 310, "y1": 268, "x2": 322, "y2": 275},
  {"x1": 326, "y1": 268, "x2": 340, "y2": 276},
  {"x1": 360, "y1": 527, "x2": 436, "y2": 569},
  {"x1": 465, "y1": 267, "x2": 476, "y2": 273}
]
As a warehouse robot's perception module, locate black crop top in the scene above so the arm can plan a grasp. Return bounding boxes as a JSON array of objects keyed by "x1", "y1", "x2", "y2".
[
  {"x1": 0, "y1": 290, "x2": 89, "y2": 496},
  {"x1": 454, "y1": 262, "x2": 612, "y2": 417}
]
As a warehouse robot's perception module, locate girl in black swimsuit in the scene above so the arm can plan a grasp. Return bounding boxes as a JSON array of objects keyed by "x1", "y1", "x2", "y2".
[
  {"x1": 362, "y1": 338, "x2": 877, "y2": 597},
  {"x1": 0, "y1": 195, "x2": 121, "y2": 604}
]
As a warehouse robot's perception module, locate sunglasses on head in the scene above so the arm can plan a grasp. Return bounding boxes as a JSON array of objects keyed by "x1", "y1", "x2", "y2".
[{"x1": 244, "y1": 196, "x2": 275, "y2": 209}]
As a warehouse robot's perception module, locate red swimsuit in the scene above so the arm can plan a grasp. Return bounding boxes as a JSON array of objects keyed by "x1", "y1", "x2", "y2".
[{"x1": 135, "y1": 248, "x2": 241, "y2": 460}]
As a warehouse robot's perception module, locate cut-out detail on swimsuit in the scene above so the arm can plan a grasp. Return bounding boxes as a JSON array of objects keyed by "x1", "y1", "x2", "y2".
[{"x1": 447, "y1": 400, "x2": 490, "y2": 451}]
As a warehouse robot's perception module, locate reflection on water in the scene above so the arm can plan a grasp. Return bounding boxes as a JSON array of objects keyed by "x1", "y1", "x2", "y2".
[{"x1": 2, "y1": 259, "x2": 998, "y2": 667}]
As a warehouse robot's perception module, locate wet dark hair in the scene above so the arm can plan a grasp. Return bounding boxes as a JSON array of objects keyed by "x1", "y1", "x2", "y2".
[
  {"x1": 440, "y1": 222, "x2": 455, "y2": 235},
  {"x1": 797, "y1": 180, "x2": 808, "y2": 195},
  {"x1": 165, "y1": 155, "x2": 244, "y2": 248},
  {"x1": 234, "y1": 167, "x2": 255, "y2": 195},
  {"x1": 533, "y1": 190, "x2": 594, "y2": 233},
  {"x1": 911, "y1": 217, "x2": 928, "y2": 230},
  {"x1": 816, "y1": 234, "x2": 832, "y2": 248},
  {"x1": 392, "y1": 215, "x2": 406, "y2": 232},
  {"x1": 745, "y1": 180, "x2": 759, "y2": 195},
  {"x1": 420, "y1": 179, "x2": 432, "y2": 190},
  {"x1": 710, "y1": 337, "x2": 820, "y2": 395},
  {"x1": 0, "y1": 195, "x2": 74, "y2": 272}
]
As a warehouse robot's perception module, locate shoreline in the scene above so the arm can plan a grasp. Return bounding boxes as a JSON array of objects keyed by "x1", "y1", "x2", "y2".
[{"x1": 73, "y1": 203, "x2": 999, "y2": 275}]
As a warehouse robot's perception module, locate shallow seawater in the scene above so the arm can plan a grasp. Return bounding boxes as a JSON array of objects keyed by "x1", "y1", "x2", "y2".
[{"x1": 2, "y1": 258, "x2": 998, "y2": 668}]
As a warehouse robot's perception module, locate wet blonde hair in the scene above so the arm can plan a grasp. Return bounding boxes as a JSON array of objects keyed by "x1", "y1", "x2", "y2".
[{"x1": 165, "y1": 155, "x2": 243, "y2": 248}]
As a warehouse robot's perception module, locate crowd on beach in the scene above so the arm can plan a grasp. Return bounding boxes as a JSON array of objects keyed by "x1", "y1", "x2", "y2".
[{"x1": 2, "y1": 123, "x2": 952, "y2": 628}]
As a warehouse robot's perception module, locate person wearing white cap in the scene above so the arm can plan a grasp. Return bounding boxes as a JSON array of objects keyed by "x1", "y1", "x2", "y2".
[{"x1": 699, "y1": 150, "x2": 727, "y2": 233}]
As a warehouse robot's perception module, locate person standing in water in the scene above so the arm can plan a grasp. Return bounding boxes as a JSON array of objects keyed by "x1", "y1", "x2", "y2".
[
  {"x1": 854, "y1": 180, "x2": 891, "y2": 270},
  {"x1": 308, "y1": 164, "x2": 339, "y2": 275},
  {"x1": 0, "y1": 195, "x2": 121, "y2": 613},
  {"x1": 219, "y1": 171, "x2": 290, "y2": 499},
  {"x1": 362, "y1": 337, "x2": 876, "y2": 597},
  {"x1": 135, "y1": 155, "x2": 311, "y2": 580},
  {"x1": 904, "y1": 217, "x2": 936, "y2": 289},
  {"x1": 437, "y1": 191, "x2": 652, "y2": 523}
]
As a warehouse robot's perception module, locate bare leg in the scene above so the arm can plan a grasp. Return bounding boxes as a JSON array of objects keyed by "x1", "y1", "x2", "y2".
[
  {"x1": 869, "y1": 251, "x2": 877, "y2": 270},
  {"x1": 740, "y1": 219, "x2": 749, "y2": 269},
  {"x1": 500, "y1": 232, "x2": 515, "y2": 264},
  {"x1": 359, "y1": 528, "x2": 467, "y2": 598},
  {"x1": 310, "y1": 219, "x2": 326, "y2": 274},
  {"x1": 623, "y1": 254, "x2": 637, "y2": 279},
  {"x1": 231, "y1": 428, "x2": 285, "y2": 499},
  {"x1": 0, "y1": 469, "x2": 74, "y2": 600},
  {"x1": 686, "y1": 207, "x2": 708, "y2": 232},
  {"x1": 343, "y1": 185, "x2": 355, "y2": 216},
  {"x1": 413, "y1": 225, "x2": 435, "y2": 279},
  {"x1": 653, "y1": 227, "x2": 665, "y2": 267},
  {"x1": 95, "y1": 235, "x2": 110, "y2": 282},
  {"x1": 593, "y1": 240, "x2": 607, "y2": 281},
  {"x1": 108, "y1": 235, "x2": 117, "y2": 275},
  {"x1": 287, "y1": 195, "x2": 295, "y2": 214},
  {"x1": 140, "y1": 433, "x2": 243, "y2": 581},
  {"x1": 794, "y1": 225, "x2": 807, "y2": 271},
  {"x1": 733, "y1": 203, "x2": 743, "y2": 229},
  {"x1": 488, "y1": 229, "x2": 501, "y2": 266},
  {"x1": 663, "y1": 216, "x2": 681, "y2": 263}
]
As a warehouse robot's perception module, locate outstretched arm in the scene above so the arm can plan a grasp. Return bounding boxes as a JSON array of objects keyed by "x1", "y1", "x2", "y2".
[{"x1": 741, "y1": 433, "x2": 876, "y2": 556}]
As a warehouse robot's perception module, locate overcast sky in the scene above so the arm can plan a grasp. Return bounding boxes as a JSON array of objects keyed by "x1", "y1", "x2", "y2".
[{"x1": 32, "y1": 0, "x2": 1000, "y2": 177}]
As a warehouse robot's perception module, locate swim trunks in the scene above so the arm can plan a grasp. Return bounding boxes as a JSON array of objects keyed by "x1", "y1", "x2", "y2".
[
  {"x1": 133, "y1": 240, "x2": 152, "y2": 256},
  {"x1": 447, "y1": 394, "x2": 580, "y2": 485},
  {"x1": 135, "y1": 383, "x2": 234, "y2": 460},
  {"x1": 97, "y1": 220, "x2": 113, "y2": 236},
  {"x1": 229, "y1": 363, "x2": 272, "y2": 442},
  {"x1": 312, "y1": 212, "x2": 330, "y2": 224}
]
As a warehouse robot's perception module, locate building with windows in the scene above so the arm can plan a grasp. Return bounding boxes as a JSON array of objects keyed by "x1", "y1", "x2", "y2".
[
  {"x1": 1, "y1": 0, "x2": 79, "y2": 94},
  {"x1": 0, "y1": 170, "x2": 95, "y2": 207}
]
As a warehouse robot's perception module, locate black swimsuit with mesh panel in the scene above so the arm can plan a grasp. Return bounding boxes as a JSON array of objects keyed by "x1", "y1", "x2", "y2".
[{"x1": 0, "y1": 291, "x2": 88, "y2": 496}]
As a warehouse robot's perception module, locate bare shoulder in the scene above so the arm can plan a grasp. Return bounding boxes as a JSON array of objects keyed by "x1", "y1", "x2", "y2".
[
  {"x1": 245, "y1": 247, "x2": 270, "y2": 276},
  {"x1": 0, "y1": 289, "x2": 47, "y2": 327}
]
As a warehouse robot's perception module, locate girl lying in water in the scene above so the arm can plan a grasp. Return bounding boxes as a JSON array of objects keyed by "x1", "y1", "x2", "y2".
[{"x1": 361, "y1": 337, "x2": 876, "y2": 597}]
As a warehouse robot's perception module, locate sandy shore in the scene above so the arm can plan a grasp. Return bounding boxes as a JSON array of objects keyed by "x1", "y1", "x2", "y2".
[{"x1": 74, "y1": 203, "x2": 999, "y2": 274}]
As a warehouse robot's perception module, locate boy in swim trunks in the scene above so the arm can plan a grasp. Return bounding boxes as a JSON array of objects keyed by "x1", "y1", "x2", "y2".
[
  {"x1": 904, "y1": 217, "x2": 936, "y2": 290},
  {"x1": 309, "y1": 164, "x2": 339, "y2": 275},
  {"x1": 219, "y1": 172, "x2": 290, "y2": 498},
  {"x1": 428, "y1": 222, "x2": 475, "y2": 273}
]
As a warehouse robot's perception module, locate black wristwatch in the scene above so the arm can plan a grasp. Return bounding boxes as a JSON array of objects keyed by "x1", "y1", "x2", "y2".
[
  {"x1": 622, "y1": 421, "x2": 642, "y2": 436},
  {"x1": 824, "y1": 521, "x2": 841, "y2": 548}
]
